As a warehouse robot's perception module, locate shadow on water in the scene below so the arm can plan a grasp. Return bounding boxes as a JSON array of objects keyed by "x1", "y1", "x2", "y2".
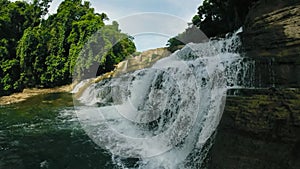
[{"x1": 0, "y1": 93, "x2": 116, "y2": 169}]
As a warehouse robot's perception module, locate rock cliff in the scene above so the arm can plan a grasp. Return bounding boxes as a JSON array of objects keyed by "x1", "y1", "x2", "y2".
[
  {"x1": 209, "y1": 89, "x2": 300, "y2": 169},
  {"x1": 208, "y1": 0, "x2": 300, "y2": 168},
  {"x1": 242, "y1": 0, "x2": 300, "y2": 87}
]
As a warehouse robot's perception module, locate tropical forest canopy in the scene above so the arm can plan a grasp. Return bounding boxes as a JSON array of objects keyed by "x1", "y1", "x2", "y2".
[
  {"x1": 0, "y1": 0, "x2": 136, "y2": 96},
  {"x1": 167, "y1": 0, "x2": 259, "y2": 51},
  {"x1": 192, "y1": 0, "x2": 259, "y2": 37}
]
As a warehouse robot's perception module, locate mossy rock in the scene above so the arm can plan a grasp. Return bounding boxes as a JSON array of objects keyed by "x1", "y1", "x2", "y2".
[{"x1": 208, "y1": 88, "x2": 300, "y2": 169}]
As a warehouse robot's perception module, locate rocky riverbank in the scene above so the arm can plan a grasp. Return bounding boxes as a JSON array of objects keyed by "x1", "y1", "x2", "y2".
[
  {"x1": 0, "y1": 84, "x2": 74, "y2": 105},
  {"x1": 0, "y1": 48, "x2": 171, "y2": 105}
]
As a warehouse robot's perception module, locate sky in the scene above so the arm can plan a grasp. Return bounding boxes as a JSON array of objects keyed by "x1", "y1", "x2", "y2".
[{"x1": 48, "y1": 0, "x2": 204, "y2": 51}]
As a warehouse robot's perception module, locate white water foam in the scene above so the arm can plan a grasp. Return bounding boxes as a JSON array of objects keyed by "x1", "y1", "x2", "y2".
[
  {"x1": 73, "y1": 28, "x2": 254, "y2": 169},
  {"x1": 71, "y1": 79, "x2": 91, "y2": 94}
]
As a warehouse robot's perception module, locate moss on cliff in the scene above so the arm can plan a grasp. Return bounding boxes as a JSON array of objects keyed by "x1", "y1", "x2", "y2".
[{"x1": 208, "y1": 88, "x2": 300, "y2": 169}]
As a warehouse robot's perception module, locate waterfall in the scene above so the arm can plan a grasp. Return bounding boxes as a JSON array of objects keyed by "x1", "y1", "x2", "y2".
[
  {"x1": 71, "y1": 79, "x2": 91, "y2": 94},
  {"x1": 73, "y1": 28, "x2": 253, "y2": 169}
]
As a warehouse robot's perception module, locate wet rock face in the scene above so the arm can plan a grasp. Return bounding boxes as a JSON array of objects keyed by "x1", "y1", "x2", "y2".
[
  {"x1": 208, "y1": 1, "x2": 300, "y2": 168},
  {"x1": 225, "y1": 89, "x2": 300, "y2": 141},
  {"x1": 242, "y1": 0, "x2": 300, "y2": 58},
  {"x1": 209, "y1": 89, "x2": 300, "y2": 169},
  {"x1": 251, "y1": 58, "x2": 300, "y2": 88},
  {"x1": 241, "y1": 0, "x2": 300, "y2": 87}
]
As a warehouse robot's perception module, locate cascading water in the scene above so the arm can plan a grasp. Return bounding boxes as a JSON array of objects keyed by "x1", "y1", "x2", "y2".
[
  {"x1": 71, "y1": 79, "x2": 91, "y2": 94},
  {"x1": 73, "y1": 28, "x2": 254, "y2": 169}
]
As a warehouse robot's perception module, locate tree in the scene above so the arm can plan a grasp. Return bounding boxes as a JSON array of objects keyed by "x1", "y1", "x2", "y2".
[
  {"x1": 167, "y1": 25, "x2": 207, "y2": 52},
  {"x1": 192, "y1": 0, "x2": 259, "y2": 37},
  {"x1": 0, "y1": 0, "x2": 45, "y2": 95},
  {"x1": 1, "y1": 0, "x2": 136, "y2": 96},
  {"x1": 74, "y1": 21, "x2": 136, "y2": 80}
]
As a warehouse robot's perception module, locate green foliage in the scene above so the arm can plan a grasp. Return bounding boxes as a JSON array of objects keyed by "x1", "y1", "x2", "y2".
[
  {"x1": 167, "y1": 37, "x2": 184, "y2": 53},
  {"x1": 167, "y1": 25, "x2": 206, "y2": 52},
  {"x1": 74, "y1": 21, "x2": 136, "y2": 80},
  {"x1": 0, "y1": 0, "x2": 44, "y2": 95},
  {"x1": 167, "y1": 0, "x2": 259, "y2": 50},
  {"x1": 0, "y1": 0, "x2": 136, "y2": 96},
  {"x1": 192, "y1": 0, "x2": 258, "y2": 37}
]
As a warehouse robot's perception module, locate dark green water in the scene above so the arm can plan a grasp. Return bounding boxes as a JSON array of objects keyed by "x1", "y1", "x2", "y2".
[{"x1": 0, "y1": 93, "x2": 117, "y2": 169}]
